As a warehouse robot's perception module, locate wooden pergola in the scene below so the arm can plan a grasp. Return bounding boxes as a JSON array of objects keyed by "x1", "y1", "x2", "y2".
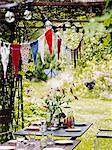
[
  {"x1": 0, "y1": 0, "x2": 105, "y2": 21},
  {"x1": 0, "y1": 0, "x2": 105, "y2": 142}
]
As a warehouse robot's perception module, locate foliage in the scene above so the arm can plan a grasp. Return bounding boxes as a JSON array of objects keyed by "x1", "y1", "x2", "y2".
[
  {"x1": 32, "y1": 52, "x2": 65, "y2": 81},
  {"x1": 80, "y1": 21, "x2": 111, "y2": 64},
  {"x1": 23, "y1": 100, "x2": 45, "y2": 126},
  {"x1": 71, "y1": 57, "x2": 112, "y2": 100},
  {"x1": 33, "y1": 53, "x2": 48, "y2": 81}
]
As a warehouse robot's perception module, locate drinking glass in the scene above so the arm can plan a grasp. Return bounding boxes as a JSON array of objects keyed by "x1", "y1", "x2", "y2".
[
  {"x1": 29, "y1": 133, "x2": 36, "y2": 145},
  {"x1": 40, "y1": 120, "x2": 47, "y2": 149},
  {"x1": 16, "y1": 136, "x2": 25, "y2": 142},
  {"x1": 41, "y1": 120, "x2": 47, "y2": 133},
  {"x1": 16, "y1": 136, "x2": 25, "y2": 150},
  {"x1": 46, "y1": 131, "x2": 54, "y2": 146},
  {"x1": 46, "y1": 119, "x2": 55, "y2": 146},
  {"x1": 40, "y1": 134, "x2": 47, "y2": 149}
]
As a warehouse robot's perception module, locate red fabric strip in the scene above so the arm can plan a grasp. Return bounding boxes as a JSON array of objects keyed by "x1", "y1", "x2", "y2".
[{"x1": 11, "y1": 44, "x2": 21, "y2": 77}]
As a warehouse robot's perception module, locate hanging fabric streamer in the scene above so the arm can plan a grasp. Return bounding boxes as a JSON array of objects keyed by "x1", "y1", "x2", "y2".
[
  {"x1": 11, "y1": 44, "x2": 21, "y2": 77},
  {"x1": 74, "y1": 47, "x2": 78, "y2": 68},
  {"x1": 38, "y1": 35, "x2": 45, "y2": 64},
  {"x1": 61, "y1": 40, "x2": 66, "y2": 57},
  {"x1": 20, "y1": 43, "x2": 30, "y2": 72},
  {"x1": 30, "y1": 39, "x2": 38, "y2": 65},
  {"x1": 57, "y1": 37, "x2": 62, "y2": 59},
  {"x1": 66, "y1": 46, "x2": 72, "y2": 68},
  {"x1": 78, "y1": 37, "x2": 83, "y2": 59},
  {"x1": 45, "y1": 29, "x2": 52, "y2": 55},
  {"x1": 61, "y1": 30, "x2": 66, "y2": 58},
  {"x1": 0, "y1": 42, "x2": 10, "y2": 79}
]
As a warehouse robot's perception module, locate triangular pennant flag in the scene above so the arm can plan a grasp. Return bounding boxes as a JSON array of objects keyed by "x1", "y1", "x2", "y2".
[
  {"x1": 11, "y1": 44, "x2": 21, "y2": 77},
  {"x1": 20, "y1": 43, "x2": 30, "y2": 72},
  {"x1": 0, "y1": 42, "x2": 10, "y2": 79},
  {"x1": 45, "y1": 29, "x2": 52, "y2": 55},
  {"x1": 57, "y1": 37, "x2": 62, "y2": 59},
  {"x1": 30, "y1": 39, "x2": 38, "y2": 65},
  {"x1": 38, "y1": 35, "x2": 45, "y2": 64}
]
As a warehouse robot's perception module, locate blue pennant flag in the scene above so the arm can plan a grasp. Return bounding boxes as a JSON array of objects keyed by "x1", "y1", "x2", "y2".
[{"x1": 30, "y1": 40, "x2": 38, "y2": 65}]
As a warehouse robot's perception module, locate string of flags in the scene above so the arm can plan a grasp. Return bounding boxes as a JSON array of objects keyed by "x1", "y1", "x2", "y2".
[
  {"x1": 0, "y1": 25, "x2": 83, "y2": 79},
  {"x1": 0, "y1": 27, "x2": 61, "y2": 79}
]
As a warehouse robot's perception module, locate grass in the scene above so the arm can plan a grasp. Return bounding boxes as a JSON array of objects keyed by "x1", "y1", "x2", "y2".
[
  {"x1": 74, "y1": 98, "x2": 112, "y2": 150},
  {"x1": 26, "y1": 76, "x2": 112, "y2": 150}
]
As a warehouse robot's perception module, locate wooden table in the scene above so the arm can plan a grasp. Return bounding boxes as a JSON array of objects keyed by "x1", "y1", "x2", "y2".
[
  {"x1": 13, "y1": 122, "x2": 92, "y2": 150},
  {"x1": 15, "y1": 123, "x2": 92, "y2": 139}
]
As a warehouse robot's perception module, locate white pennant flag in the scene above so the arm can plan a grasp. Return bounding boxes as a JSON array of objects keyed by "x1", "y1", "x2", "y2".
[
  {"x1": 38, "y1": 35, "x2": 45, "y2": 64},
  {"x1": 0, "y1": 42, "x2": 10, "y2": 79}
]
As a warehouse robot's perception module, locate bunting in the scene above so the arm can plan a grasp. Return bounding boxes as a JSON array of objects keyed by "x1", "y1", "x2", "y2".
[
  {"x1": 0, "y1": 42, "x2": 10, "y2": 79},
  {"x1": 38, "y1": 35, "x2": 45, "y2": 64},
  {"x1": 45, "y1": 29, "x2": 52, "y2": 55},
  {"x1": 11, "y1": 44, "x2": 21, "y2": 77},
  {"x1": 21, "y1": 43, "x2": 30, "y2": 72},
  {"x1": 30, "y1": 40, "x2": 38, "y2": 65},
  {"x1": 0, "y1": 22, "x2": 84, "y2": 79}
]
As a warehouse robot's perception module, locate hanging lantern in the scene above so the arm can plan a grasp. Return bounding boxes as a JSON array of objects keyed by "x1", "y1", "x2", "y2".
[
  {"x1": 24, "y1": 10, "x2": 32, "y2": 20},
  {"x1": 5, "y1": 11, "x2": 15, "y2": 23}
]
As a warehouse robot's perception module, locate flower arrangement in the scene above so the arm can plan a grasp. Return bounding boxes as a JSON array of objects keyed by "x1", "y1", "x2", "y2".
[{"x1": 42, "y1": 85, "x2": 78, "y2": 125}]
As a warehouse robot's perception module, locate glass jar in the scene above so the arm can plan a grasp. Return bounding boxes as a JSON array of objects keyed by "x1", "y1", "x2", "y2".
[{"x1": 64, "y1": 110, "x2": 74, "y2": 128}]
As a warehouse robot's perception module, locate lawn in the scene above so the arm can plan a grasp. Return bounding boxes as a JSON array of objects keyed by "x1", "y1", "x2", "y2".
[{"x1": 27, "y1": 74, "x2": 112, "y2": 150}]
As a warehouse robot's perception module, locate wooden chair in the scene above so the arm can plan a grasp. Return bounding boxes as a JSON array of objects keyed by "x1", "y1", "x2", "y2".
[{"x1": 0, "y1": 109, "x2": 15, "y2": 143}]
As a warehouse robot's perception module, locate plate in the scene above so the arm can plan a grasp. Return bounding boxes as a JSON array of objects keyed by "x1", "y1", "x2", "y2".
[
  {"x1": 65, "y1": 128, "x2": 81, "y2": 132},
  {"x1": 75, "y1": 122, "x2": 86, "y2": 126},
  {"x1": 7, "y1": 140, "x2": 17, "y2": 146},
  {"x1": 54, "y1": 140, "x2": 73, "y2": 145},
  {"x1": 31, "y1": 121, "x2": 41, "y2": 126},
  {"x1": 25, "y1": 126, "x2": 40, "y2": 131},
  {"x1": 47, "y1": 127, "x2": 58, "y2": 131},
  {"x1": 43, "y1": 148, "x2": 64, "y2": 150},
  {"x1": 0, "y1": 146, "x2": 15, "y2": 150},
  {"x1": 8, "y1": 140, "x2": 17, "y2": 144}
]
